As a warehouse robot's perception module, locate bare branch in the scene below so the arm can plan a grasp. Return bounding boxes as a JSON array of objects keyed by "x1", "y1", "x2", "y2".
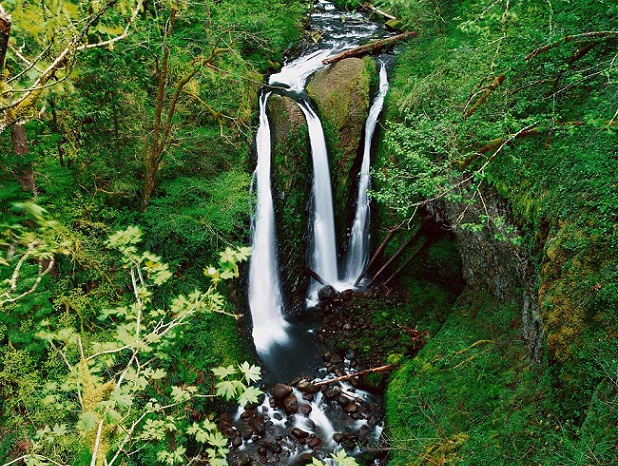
[
  {"x1": 76, "y1": 0, "x2": 144, "y2": 52},
  {"x1": 526, "y1": 31, "x2": 618, "y2": 61}
]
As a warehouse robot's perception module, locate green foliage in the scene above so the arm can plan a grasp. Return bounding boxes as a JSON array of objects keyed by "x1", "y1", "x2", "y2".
[
  {"x1": 379, "y1": 0, "x2": 618, "y2": 464},
  {"x1": 311, "y1": 449, "x2": 360, "y2": 465},
  {"x1": 1, "y1": 225, "x2": 258, "y2": 465},
  {"x1": 386, "y1": 292, "x2": 618, "y2": 465}
]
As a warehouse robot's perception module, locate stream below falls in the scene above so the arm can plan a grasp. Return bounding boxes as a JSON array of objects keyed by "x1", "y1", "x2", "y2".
[{"x1": 229, "y1": 2, "x2": 394, "y2": 464}]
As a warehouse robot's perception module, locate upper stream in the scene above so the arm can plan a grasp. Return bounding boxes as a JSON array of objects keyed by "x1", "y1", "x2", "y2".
[{"x1": 240, "y1": 1, "x2": 392, "y2": 464}]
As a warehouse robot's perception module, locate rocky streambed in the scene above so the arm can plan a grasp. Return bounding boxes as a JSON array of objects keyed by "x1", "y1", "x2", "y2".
[{"x1": 221, "y1": 289, "x2": 429, "y2": 465}]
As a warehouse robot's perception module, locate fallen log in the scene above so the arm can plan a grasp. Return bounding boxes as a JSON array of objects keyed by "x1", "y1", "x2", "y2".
[
  {"x1": 383, "y1": 236, "x2": 434, "y2": 289},
  {"x1": 314, "y1": 364, "x2": 398, "y2": 386},
  {"x1": 365, "y1": 226, "x2": 422, "y2": 288},
  {"x1": 322, "y1": 31, "x2": 417, "y2": 65},
  {"x1": 353, "y1": 225, "x2": 400, "y2": 287},
  {"x1": 305, "y1": 266, "x2": 332, "y2": 288},
  {"x1": 359, "y1": 3, "x2": 397, "y2": 21}
]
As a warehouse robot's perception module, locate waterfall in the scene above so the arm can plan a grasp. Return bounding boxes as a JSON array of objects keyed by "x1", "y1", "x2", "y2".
[
  {"x1": 342, "y1": 62, "x2": 389, "y2": 287},
  {"x1": 239, "y1": 2, "x2": 393, "y2": 463},
  {"x1": 298, "y1": 100, "x2": 339, "y2": 301},
  {"x1": 248, "y1": 92, "x2": 289, "y2": 354}
]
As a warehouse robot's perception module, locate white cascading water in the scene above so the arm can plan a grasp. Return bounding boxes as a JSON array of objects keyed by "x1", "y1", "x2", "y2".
[
  {"x1": 298, "y1": 100, "x2": 340, "y2": 301},
  {"x1": 248, "y1": 92, "x2": 289, "y2": 354},
  {"x1": 242, "y1": 2, "x2": 392, "y2": 462},
  {"x1": 342, "y1": 62, "x2": 390, "y2": 287}
]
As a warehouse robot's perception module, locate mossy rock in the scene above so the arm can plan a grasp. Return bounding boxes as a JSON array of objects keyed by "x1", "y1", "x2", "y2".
[
  {"x1": 268, "y1": 94, "x2": 312, "y2": 312},
  {"x1": 306, "y1": 57, "x2": 375, "y2": 248}
]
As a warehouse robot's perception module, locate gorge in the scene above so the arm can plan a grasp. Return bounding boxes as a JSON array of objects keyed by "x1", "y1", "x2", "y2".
[{"x1": 0, "y1": 1, "x2": 616, "y2": 465}]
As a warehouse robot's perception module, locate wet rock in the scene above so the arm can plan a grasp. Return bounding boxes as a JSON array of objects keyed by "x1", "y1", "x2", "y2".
[
  {"x1": 240, "y1": 424, "x2": 253, "y2": 440},
  {"x1": 302, "y1": 393, "x2": 314, "y2": 402},
  {"x1": 272, "y1": 383, "x2": 293, "y2": 400},
  {"x1": 307, "y1": 58, "x2": 374, "y2": 240},
  {"x1": 336, "y1": 395, "x2": 350, "y2": 407},
  {"x1": 345, "y1": 403, "x2": 359, "y2": 414},
  {"x1": 249, "y1": 416, "x2": 265, "y2": 436},
  {"x1": 298, "y1": 403, "x2": 313, "y2": 415},
  {"x1": 257, "y1": 445, "x2": 267, "y2": 457},
  {"x1": 307, "y1": 436, "x2": 322, "y2": 449},
  {"x1": 333, "y1": 432, "x2": 345, "y2": 443},
  {"x1": 283, "y1": 394, "x2": 299, "y2": 414},
  {"x1": 295, "y1": 453, "x2": 315, "y2": 465},
  {"x1": 305, "y1": 418, "x2": 316, "y2": 430},
  {"x1": 260, "y1": 440, "x2": 282, "y2": 454},
  {"x1": 358, "y1": 424, "x2": 370, "y2": 443},
  {"x1": 273, "y1": 412, "x2": 283, "y2": 421},
  {"x1": 291, "y1": 427, "x2": 310, "y2": 440},
  {"x1": 231, "y1": 432, "x2": 243, "y2": 449},
  {"x1": 318, "y1": 285, "x2": 338, "y2": 302},
  {"x1": 324, "y1": 385, "x2": 342, "y2": 400},
  {"x1": 297, "y1": 379, "x2": 320, "y2": 393},
  {"x1": 340, "y1": 289, "x2": 355, "y2": 302}
]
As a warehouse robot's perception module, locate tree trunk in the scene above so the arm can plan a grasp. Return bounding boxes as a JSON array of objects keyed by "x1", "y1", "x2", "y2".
[
  {"x1": 0, "y1": 5, "x2": 10, "y2": 72},
  {"x1": 322, "y1": 32, "x2": 417, "y2": 65},
  {"x1": 11, "y1": 124, "x2": 37, "y2": 195}
]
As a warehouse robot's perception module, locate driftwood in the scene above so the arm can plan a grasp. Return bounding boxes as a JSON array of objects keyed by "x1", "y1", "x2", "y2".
[
  {"x1": 323, "y1": 31, "x2": 417, "y2": 65},
  {"x1": 314, "y1": 364, "x2": 398, "y2": 386},
  {"x1": 359, "y1": 3, "x2": 397, "y2": 21}
]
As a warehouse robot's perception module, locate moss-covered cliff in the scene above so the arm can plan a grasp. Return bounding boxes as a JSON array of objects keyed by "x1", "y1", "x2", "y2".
[{"x1": 347, "y1": 0, "x2": 618, "y2": 464}]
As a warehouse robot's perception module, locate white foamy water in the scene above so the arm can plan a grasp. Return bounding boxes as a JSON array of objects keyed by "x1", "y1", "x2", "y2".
[
  {"x1": 298, "y1": 100, "x2": 340, "y2": 300},
  {"x1": 248, "y1": 92, "x2": 289, "y2": 354},
  {"x1": 341, "y1": 62, "x2": 389, "y2": 287}
]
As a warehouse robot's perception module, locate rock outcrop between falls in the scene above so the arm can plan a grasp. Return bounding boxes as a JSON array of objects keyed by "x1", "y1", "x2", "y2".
[{"x1": 269, "y1": 58, "x2": 376, "y2": 310}]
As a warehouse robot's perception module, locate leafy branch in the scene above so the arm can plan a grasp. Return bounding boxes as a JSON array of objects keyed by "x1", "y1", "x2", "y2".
[{"x1": 2, "y1": 222, "x2": 256, "y2": 466}]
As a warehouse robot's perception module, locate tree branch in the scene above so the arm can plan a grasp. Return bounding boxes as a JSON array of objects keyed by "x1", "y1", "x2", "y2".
[
  {"x1": 463, "y1": 74, "x2": 505, "y2": 118},
  {"x1": 314, "y1": 364, "x2": 398, "y2": 386},
  {"x1": 525, "y1": 31, "x2": 618, "y2": 61}
]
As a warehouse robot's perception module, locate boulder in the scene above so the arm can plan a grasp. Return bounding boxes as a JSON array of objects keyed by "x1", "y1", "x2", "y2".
[
  {"x1": 307, "y1": 57, "x2": 375, "y2": 247},
  {"x1": 269, "y1": 94, "x2": 312, "y2": 313},
  {"x1": 272, "y1": 383, "x2": 293, "y2": 401}
]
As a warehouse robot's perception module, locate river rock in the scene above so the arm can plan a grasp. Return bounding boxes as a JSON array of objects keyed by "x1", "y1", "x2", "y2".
[
  {"x1": 272, "y1": 383, "x2": 293, "y2": 400},
  {"x1": 295, "y1": 453, "x2": 315, "y2": 465},
  {"x1": 324, "y1": 385, "x2": 342, "y2": 400},
  {"x1": 298, "y1": 402, "x2": 313, "y2": 415},
  {"x1": 345, "y1": 402, "x2": 359, "y2": 414},
  {"x1": 249, "y1": 416, "x2": 265, "y2": 436},
  {"x1": 291, "y1": 427, "x2": 310, "y2": 439},
  {"x1": 231, "y1": 432, "x2": 243, "y2": 449},
  {"x1": 307, "y1": 436, "x2": 322, "y2": 449},
  {"x1": 283, "y1": 394, "x2": 299, "y2": 414},
  {"x1": 318, "y1": 285, "x2": 338, "y2": 302}
]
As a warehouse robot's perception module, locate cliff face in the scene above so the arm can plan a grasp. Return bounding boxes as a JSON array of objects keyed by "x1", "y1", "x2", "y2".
[
  {"x1": 428, "y1": 191, "x2": 543, "y2": 363},
  {"x1": 268, "y1": 94, "x2": 312, "y2": 312}
]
